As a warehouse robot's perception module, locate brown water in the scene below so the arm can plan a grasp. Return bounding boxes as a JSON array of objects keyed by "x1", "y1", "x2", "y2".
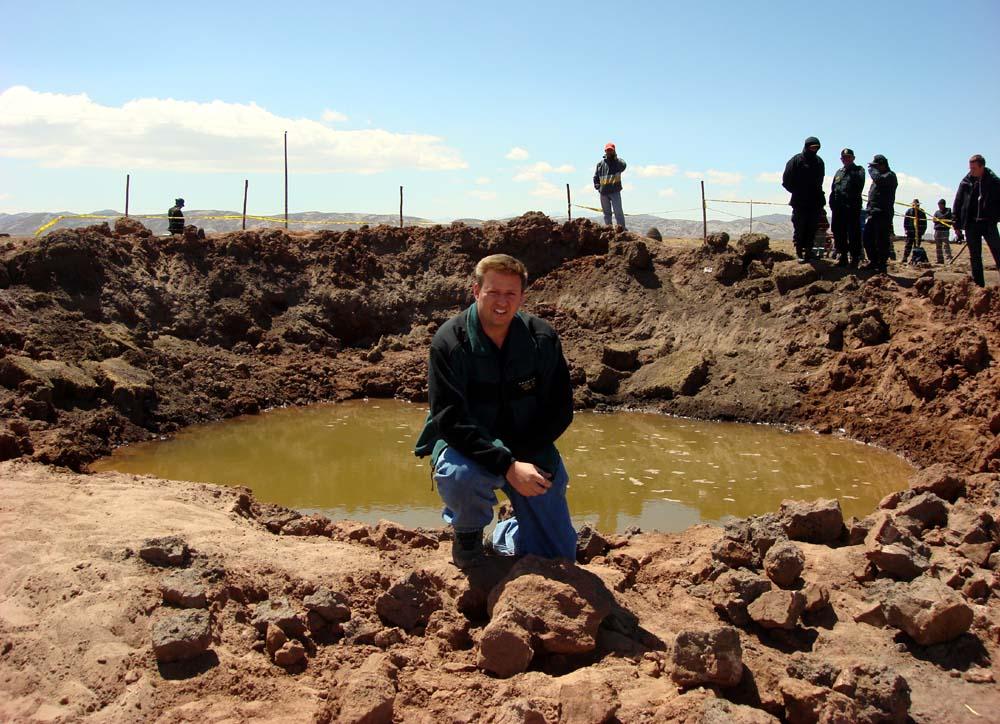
[{"x1": 92, "y1": 399, "x2": 913, "y2": 533}]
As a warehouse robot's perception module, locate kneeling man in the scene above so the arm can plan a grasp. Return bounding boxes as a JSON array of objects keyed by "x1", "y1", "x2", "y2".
[{"x1": 415, "y1": 254, "x2": 576, "y2": 568}]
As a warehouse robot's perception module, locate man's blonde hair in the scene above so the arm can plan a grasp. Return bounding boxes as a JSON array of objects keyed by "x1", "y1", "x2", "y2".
[{"x1": 474, "y1": 254, "x2": 528, "y2": 289}]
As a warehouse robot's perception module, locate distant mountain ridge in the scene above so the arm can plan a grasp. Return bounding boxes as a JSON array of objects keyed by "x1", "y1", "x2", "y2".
[{"x1": 0, "y1": 209, "x2": 794, "y2": 239}]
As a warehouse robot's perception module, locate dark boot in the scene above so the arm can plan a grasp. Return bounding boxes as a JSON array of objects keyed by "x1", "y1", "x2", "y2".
[{"x1": 452, "y1": 529, "x2": 485, "y2": 569}]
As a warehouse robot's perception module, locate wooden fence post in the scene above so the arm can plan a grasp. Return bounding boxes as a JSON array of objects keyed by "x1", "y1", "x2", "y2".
[
  {"x1": 242, "y1": 179, "x2": 248, "y2": 230},
  {"x1": 566, "y1": 183, "x2": 572, "y2": 221},
  {"x1": 283, "y1": 131, "x2": 289, "y2": 230},
  {"x1": 399, "y1": 186, "x2": 403, "y2": 228},
  {"x1": 125, "y1": 174, "x2": 130, "y2": 217},
  {"x1": 701, "y1": 181, "x2": 707, "y2": 242}
]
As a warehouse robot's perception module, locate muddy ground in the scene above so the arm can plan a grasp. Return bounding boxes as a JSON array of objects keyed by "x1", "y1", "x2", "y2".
[{"x1": 0, "y1": 214, "x2": 998, "y2": 722}]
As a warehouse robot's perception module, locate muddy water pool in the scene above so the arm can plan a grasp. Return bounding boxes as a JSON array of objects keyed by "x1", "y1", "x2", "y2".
[{"x1": 92, "y1": 399, "x2": 913, "y2": 533}]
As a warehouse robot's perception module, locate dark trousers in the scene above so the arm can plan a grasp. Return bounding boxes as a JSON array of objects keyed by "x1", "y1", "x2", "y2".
[
  {"x1": 965, "y1": 220, "x2": 1000, "y2": 287},
  {"x1": 792, "y1": 205, "x2": 820, "y2": 257},
  {"x1": 863, "y1": 212, "x2": 892, "y2": 270},
  {"x1": 831, "y1": 205, "x2": 862, "y2": 261},
  {"x1": 934, "y1": 230, "x2": 953, "y2": 263},
  {"x1": 902, "y1": 232, "x2": 924, "y2": 263}
]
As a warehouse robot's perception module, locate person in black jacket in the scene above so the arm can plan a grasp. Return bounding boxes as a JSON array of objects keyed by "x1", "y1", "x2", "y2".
[
  {"x1": 902, "y1": 199, "x2": 928, "y2": 263},
  {"x1": 862, "y1": 154, "x2": 898, "y2": 274},
  {"x1": 167, "y1": 198, "x2": 185, "y2": 235},
  {"x1": 932, "y1": 199, "x2": 954, "y2": 264},
  {"x1": 782, "y1": 136, "x2": 826, "y2": 262},
  {"x1": 829, "y1": 148, "x2": 865, "y2": 267},
  {"x1": 414, "y1": 254, "x2": 576, "y2": 568},
  {"x1": 593, "y1": 143, "x2": 627, "y2": 229},
  {"x1": 953, "y1": 154, "x2": 1000, "y2": 287}
]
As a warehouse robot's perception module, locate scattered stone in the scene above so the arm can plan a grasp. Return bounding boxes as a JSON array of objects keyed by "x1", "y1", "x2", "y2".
[
  {"x1": 139, "y1": 535, "x2": 190, "y2": 567},
  {"x1": 713, "y1": 253, "x2": 745, "y2": 286},
  {"x1": 477, "y1": 611, "x2": 534, "y2": 678},
  {"x1": 831, "y1": 663, "x2": 910, "y2": 723},
  {"x1": 846, "y1": 515, "x2": 875, "y2": 545},
  {"x1": 670, "y1": 626, "x2": 743, "y2": 688},
  {"x1": 265, "y1": 623, "x2": 287, "y2": 656},
  {"x1": 160, "y1": 569, "x2": 208, "y2": 608},
  {"x1": 424, "y1": 609, "x2": 472, "y2": 651},
  {"x1": 885, "y1": 576, "x2": 974, "y2": 645},
  {"x1": 852, "y1": 308, "x2": 890, "y2": 346},
  {"x1": 700, "y1": 697, "x2": 779, "y2": 723},
  {"x1": 303, "y1": 586, "x2": 351, "y2": 624},
  {"x1": 866, "y1": 543, "x2": 930, "y2": 580},
  {"x1": 801, "y1": 582, "x2": 829, "y2": 613},
  {"x1": 273, "y1": 640, "x2": 306, "y2": 667},
  {"x1": 281, "y1": 514, "x2": 328, "y2": 536},
  {"x1": 251, "y1": 598, "x2": 307, "y2": 638},
  {"x1": 736, "y1": 232, "x2": 770, "y2": 260},
  {"x1": 646, "y1": 226, "x2": 662, "y2": 241},
  {"x1": 894, "y1": 492, "x2": 949, "y2": 529},
  {"x1": 961, "y1": 571, "x2": 991, "y2": 602},
  {"x1": 371, "y1": 520, "x2": 438, "y2": 550},
  {"x1": 711, "y1": 536, "x2": 756, "y2": 569},
  {"x1": 747, "y1": 590, "x2": 805, "y2": 630},
  {"x1": 374, "y1": 627, "x2": 405, "y2": 649},
  {"x1": 335, "y1": 655, "x2": 397, "y2": 724},
  {"x1": 773, "y1": 260, "x2": 818, "y2": 294},
  {"x1": 780, "y1": 498, "x2": 844, "y2": 544},
  {"x1": 907, "y1": 463, "x2": 965, "y2": 502},
  {"x1": 151, "y1": 610, "x2": 212, "y2": 663},
  {"x1": 625, "y1": 240, "x2": 652, "y2": 270},
  {"x1": 779, "y1": 677, "x2": 858, "y2": 723},
  {"x1": 705, "y1": 231, "x2": 730, "y2": 252},
  {"x1": 962, "y1": 668, "x2": 996, "y2": 684},
  {"x1": 557, "y1": 676, "x2": 621, "y2": 724},
  {"x1": 375, "y1": 570, "x2": 442, "y2": 633},
  {"x1": 711, "y1": 569, "x2": 772, "y2": 627},
  {"x1": 576, "y1": 523, "x2": 610, "y2": 563},
  {"x1": 601, "y1": 343, "x2": 640, "y2": 372},
  {"x1": 623, "y1": 350, "x2": 710, "y2": 399},
  {"x1": 586, "y1": 363, "x2": 626, "y2": 395},
  {"x1": 763, "y1": 540, "x2": 805, "y2": 588},
  {"x1": 853, "y1": 600, "x2": 886, "y2": 628},
  {"x1": 114, "y1": 216, "x2": 151, "y2": 237}
]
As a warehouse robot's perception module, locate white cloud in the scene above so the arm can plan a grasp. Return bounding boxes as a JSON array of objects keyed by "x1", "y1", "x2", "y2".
[
  {"x1": 0, "y1": 86, "x2": 466, "y2": 174},
  {"x1": 633, "y1": 164, "x2": 679, "y2": 178},
  {"x1": 321, "y1": 109, "x2": 348, "y2": 123},
  {"x1": 468, "y1": 189, "x2": 497, "y2": 201},
  {"x1": 622, "y1": 182, "x2": 635, "y2": 192},
  {"x1": 756, "y1": 171, "x2": 782, "y2": 184},
  {"x1": 513, "y1": 161, "x2": 575, "y2": 183},
  {"x1": 685, "y1": 169, "x2": 743, "y2": 185},
  {"x1": 505, "y1": 146, "x2": 530, "y2": 161},
  {"x1": 530, "y1": 181, "x2": 565, "y2": 199},
  {"x1": 894, "y1": 172, "x2": 952, "y2": 205},
  {"x1": 657, "y1": 187, "x2": 676, "y2": 197},
  {"x1": 474, "y1": 176, "x2": 491, "y2": 185}
]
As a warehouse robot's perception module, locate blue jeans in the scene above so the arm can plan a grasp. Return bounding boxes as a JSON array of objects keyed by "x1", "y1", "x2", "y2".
[
  {"x1": 965, "y1": 220, "x2": 1000, "y2": 287},
  {"x1": 600, "y1": 191, "x2": 626, "y2": 228},
  {"x1": 433, "y1": 446, "x2": 577, "y2": 560}
]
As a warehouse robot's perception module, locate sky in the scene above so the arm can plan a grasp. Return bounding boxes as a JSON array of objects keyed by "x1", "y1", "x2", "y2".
[{"x1": 1, "y1": 0, "x2": 998, "y2": 222}]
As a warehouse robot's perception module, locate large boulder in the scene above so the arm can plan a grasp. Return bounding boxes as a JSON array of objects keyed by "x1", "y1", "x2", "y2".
[
  {"x1": 763, "y1": 540, "x2": 805, "y2": 588},
  {"x1": 670, "y1": 626, "x2": 744, "y2": 688},
  {"x1": 711, "y1": 569, "x2": 773, "y2": 627},
  {"x1": 705, "y1": 232, "x2": 730, "y2": 252},
  {"x1": 780, "y1": 499, "x2": 844, "y2": 544},
  {"x1": 907, "y1": 464, "x2": 964, "y2": 502},
  {"x1": 623, "y1": 351, "x2": 710, "y2": 399},
  {"x1": 737, "y1": 233, "x2": 770, "y2": 260},
  {"x1": 151, "y1": 610, "x2": 212, "y2": 663},
  {"x1": 885, "y1": 576, "x2": 973, "y2": 645},
  {"x1": 773, "y1": 261, "x2": 818, "y2": 294},
  {"x1": 747, "y1": 590, "x2": 805, "y2": 630}
]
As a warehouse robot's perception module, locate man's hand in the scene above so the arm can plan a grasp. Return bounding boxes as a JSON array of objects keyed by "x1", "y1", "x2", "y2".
[{"x1": 505, "y1": 460, "x2": 553, "y2": 497}]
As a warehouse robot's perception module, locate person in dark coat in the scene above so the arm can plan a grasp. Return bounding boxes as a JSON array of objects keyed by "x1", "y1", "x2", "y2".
[
  {"x1": 829, "y1": 148, "x2": 865, "y2": 267},
  {"x1": 593, "y1": 143, "x2": 627, "y2": 229},
  {"x1": 861, "y1": 154, "x2": 898, "y2": 274},
  {"x1": 167, "y1": 198, "x2": 185, "y2": 235},
  {"x1": 953, "y1": 154, "x2": 1000, "y2": 287},
  {"x1": 902, "y1": 199, "x2": 928, "y2": 263},
  {"x1": 932, "y1": 199, "x2": 954, "y2": 264},
  {"x1": 782, "y1": 136, "x2": 826, "y2": 262}
]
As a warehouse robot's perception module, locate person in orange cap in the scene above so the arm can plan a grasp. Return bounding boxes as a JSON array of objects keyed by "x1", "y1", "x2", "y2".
[{"x1": 593, "y1": 142, "x2": 627, "y2": 229}]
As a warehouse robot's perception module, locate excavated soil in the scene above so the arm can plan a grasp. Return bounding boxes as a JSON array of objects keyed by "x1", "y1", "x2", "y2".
[{"x1": 1, "y1": 214, "x2": 999, "y2": 722}]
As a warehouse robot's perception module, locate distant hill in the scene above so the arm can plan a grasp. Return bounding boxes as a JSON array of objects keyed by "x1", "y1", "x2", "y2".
[{"x1": 0, "y1": 209, "x2": 794, "y2": 240}]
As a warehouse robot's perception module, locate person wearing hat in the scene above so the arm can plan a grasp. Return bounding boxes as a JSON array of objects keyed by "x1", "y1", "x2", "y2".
[
  {"x1": 829, "y1": 148, "x2": 866, "y2": 267},
  {"x1": 782, "y1": 136, "x2": 826, "y2": 262},
  {"x1": 861, "y1": 154, "x2": 898, "y2": 274},
  {"x1": 953, "y1": 154, "x2": 1000, "y2": 287},
  {"x1": 167, "y1": 198, "x2": 185, "y2": 235},
  {"x1": 902, "y1": 199, "x2": 928, "y2": 264},
  {"x1": 932, "y1": 199, "x2": 954, "y2": 264},
  {"x1": 593, "y1": 143, "x2": 627, "y2": 229}
]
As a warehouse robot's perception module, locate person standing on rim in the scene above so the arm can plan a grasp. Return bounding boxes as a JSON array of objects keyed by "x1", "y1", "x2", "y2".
[
  {"x1": 167, "y1": 198, "x2": 185, "y2": 235},
  {"x1": 593, "y1": 143, "x2": 627, "y2": 230},
  {"x1": 828, "y1": 148, "x2": 865, "y2": 267},
  {"x1": 952, "y1": 154, "x2": 1000, "y2": 288},
  {"x1": 414, "y1": 254, "x2": 576, "y2": 569},
  {"x1": 861, "y1": 154, "x2": 898, "y2": 274},
  {"x1": 782, "y1": 136, "x2": 826, "y2": 263},
  {"x1": 901, "y1": 199, "x2": 928, "y2": 264},
  {"x1": 932, "y1": 198, "x2": 954, "y2": 264}
]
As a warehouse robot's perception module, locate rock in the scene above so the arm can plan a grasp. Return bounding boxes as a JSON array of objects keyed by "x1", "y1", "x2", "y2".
[
  {"x1": 623, "y1": 350, "x2": 710, "y2": 399},
  {"x1": 763, "y1": 540, "x2": 805, "y2": 588},
  {"x1": 557, "y1": 675, "x2": 621, "y2": 724},
  {"x1": 866, "y1": 543, "x2": 930, "y2": 580},
  {"x1": 945, "y1": 501, "x2": 996, "y2": 547},
  {"x1": 375, "y1": 570, "x2": 442, "y2": 633},
  {"x1": 780, "y1": 498, "x2": 844, "y2": 544},
  {"x1": 885, "y1": 576, "x2": 973, "y2": 645},
  {"x1": 336, "y1": 655, "x2": 397, "y2": 724},
  {"x1": 711, "y1": 536, "x2": 756, "y2": 569},
  {"x1": 91, "y1": 357, "x2": 155, "y2": 422},
  {"x1": 747, "y1": 590, "x2": 805, "y2": 630},
  {"x1": 737, "y1": 233, "x2": 770, "y2": 260},
  {"x1": 576, "y1": 523, "x2": 610, "y2": 563},
  {"x1": 160, "y1": 569, "x2": 208, "y2": 608},
  {"x1": 831, "y1": 663, "x2": 910, "y2": 724},
  {"x1": 265, "y1": 623, "x2": 287, "y2": 657},
  {"x1": 779, "y1": 677, "x2": 859, "y2": 723},
  {"x1": 370, "y1": 520, "x2": 438, "y2": 550},
  {"x1": 713, "y1": 253, "x2": 745, "y2": 286},
  {"x1": 670, "y1": 626, "x2": 744, "y2": 688},
  {"x1": 625, "y1": 240, "x2": 652, "y2": 270},
  {"x1": 801, "y1": 582, "x2": 829, "y2": 613},
  {"x1": 894, "y1": 492, "x2": 948, "y2": 529},
  {"x1": 853, "y1": 600, "x2": 886, "y2": 627},
  {"x1": 601, "y1": 344, "x2": 640, "y2": 372},
  {"x1": 773, "y1": 260, "x2": 818, "y2": 294},
  {"x1": 373, "y1": 627, "x2": 405, "y2": 649},
  {"x1": 424, "y1": 609, "x2": 472, "y2": 651},
  {"x1": 711, "y1": 569, "x2": 772, "y2": 627},
  {"x1": 151, "y1": 610, "x2": 212, "y2": 663},
  {"x1": 961, "y1": 571, "x2": 991, "y2": 602},
  {"x1": 303, "y1": 587, "x2": 351, "y2": 624},
  {"x1": 846, "y1": 515, "x2": 875, "y2": 545},
  {"x1": 273, "y1": 640, "x2": 306, "y2": 667},
  {"x1": 705, "y1": 231, "x2": 730, "y2": 251},
  {"x1": 852, "y1": 309, "x2": 890, "y2": 346},
  {"x1": 139, "y1": 535, "x2": 190, "y2": 567},
  {"x1": 586, "y1": 363, "x2": 626, "y2": 395},
  {"x1": 700, "y1": 697, "x2": 779, "y2": 723},
  {"x1": 909, "y1": 463, "x2": 965, "y2": 503},
  {"x1": 477, "y1": 611, "x2": 535, "y2": 678},
  {"x1": 114, "y1": 216, "x2": 151, "y2": 237},
  {"x1": 646, "y1": 226, "x2": 662, "y2": 241},
  {"x1": 0, "y1": 355, "x2": 98, "y2": 404},
  {"x1": 486, "y1": 556, "x2": 613, "y2": 656},
  {"x1": 251, "y1": 598, "x2": 307, "y2": 638}
]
